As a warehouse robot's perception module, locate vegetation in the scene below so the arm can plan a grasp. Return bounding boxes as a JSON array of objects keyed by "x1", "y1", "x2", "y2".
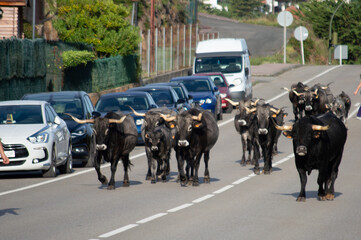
[
  {"x1": 62, "y1": 50, "x2": 96, "y2": 69},
  {"x1": 53, "y1": 0, "x2": 140, "y2": 58}
]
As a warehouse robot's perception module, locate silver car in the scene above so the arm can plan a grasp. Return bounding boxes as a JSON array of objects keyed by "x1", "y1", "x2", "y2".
[{"x1": 0, "y1": 100, "x2": 72, "y2": 177}]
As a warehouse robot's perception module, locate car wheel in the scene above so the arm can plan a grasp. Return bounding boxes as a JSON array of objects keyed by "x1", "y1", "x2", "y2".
[
  {"x1": 82, "y1": 136, "x2": 95, "y2": 168},
  {"x1": 42, "y1": 146, "x2": 57, "y2": 178},
  {"x1": 59, "y1": 143, "x2": 73, "y2": 174}
]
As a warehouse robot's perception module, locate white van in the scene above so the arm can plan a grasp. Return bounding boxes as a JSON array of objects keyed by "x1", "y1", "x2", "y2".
[{"x1": 193, "y1": 38, "x2": 252, "y2": 101}]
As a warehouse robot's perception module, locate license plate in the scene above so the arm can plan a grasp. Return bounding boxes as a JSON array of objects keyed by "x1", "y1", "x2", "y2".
[{"x1": 0, "y1": 150, "x2": 15, "y2": 158}]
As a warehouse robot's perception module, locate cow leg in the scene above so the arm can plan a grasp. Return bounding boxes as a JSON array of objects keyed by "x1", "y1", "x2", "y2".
[
  {"x1": 192, "y1": 153, "x2": 202, "y2": 186},
  {"x1": 122, "y1": 155, "x2": 131, "y2": 187},
  {"x1": 94, "y1": 152, "x2": 108, "y2": 185},
  {"x1": 150, "y1": 157, "x2": 157, "y2": 184},
  {"x1": 145, "y1": 150, "x2": 152, "y2": 181},
  {"x1": 297, "y1": 168, "x2": 307, "y2": 202},
  {"x1": 253, "y1": 141, "x2": 261, "y2": 175},
  {"x1": 263, "y1": 142, "x2": 274, "y2": 174},
  {"x1": 246, "y1": 138, "x2": 252, "y2": 165},
  {"x1": 240, "y1": 134, "x2": 247, "y2": 166},
  {"x1": 317, "y1": 172, "x2": 327, "y2": 201},
  {"x1": 176, "y1": 151, "x2": 187, "y2": 186},
  {"x1": 203, "y1": 151, "x2": 210, "y2": 183},
  {"x1": 107, "y1": 158, "x2": 119, "y2": 190}
]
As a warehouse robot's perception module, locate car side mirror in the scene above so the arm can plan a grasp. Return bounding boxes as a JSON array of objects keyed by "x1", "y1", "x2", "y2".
[
  {"x1": 245, "y1": 67, "x2": 249, "y2": 76},
  {"x1": 229, "y1": 84, "x2": 235, "y2": 88},
  {"x1": 214, "y1": 87, "x2": 219, "y2": 92},
  {"x1": 188, "y1": 95, "x2": 193, "y2": 100},
  {"x1": 150, "y1": 104, "x2": 158, "y2": 109},
  {"x1": 54, "y1": 116, "x2": 61, "y2": 125}
]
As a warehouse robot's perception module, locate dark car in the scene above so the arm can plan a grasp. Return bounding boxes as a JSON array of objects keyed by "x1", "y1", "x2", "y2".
[
  {"x1": 127, "y1": 85, "x2": 186, "y2": 112},
  {"x1": 94, "y1": 91, "x2": 158, "y2": 144},
  {"x1": 170, "y1": 75, "x2": 223, "y2": 120},
  {"x1": 146, "y1": 82, "x2": 193, "y2": 110},
  {"x1": 193, "y1": 72, "x2": 233, "y2": 113},
  {"x1": 21, "y1": 91, "x2": 96, "y2": 167}
]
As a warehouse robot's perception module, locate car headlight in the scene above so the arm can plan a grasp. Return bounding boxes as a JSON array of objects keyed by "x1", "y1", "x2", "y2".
[
  {"x1": 205, "y1": 98, "x2": 212, "y2": 104},
  {"x1": 28, "y1": 132, "x2": 49, "y2": 143},
  {"x1": 72, "y1": 125, "x2": 86, "y2": 138},
  {"x1": 220, "y1": 93, "x2": 227, "y2": 98},
  {"x1": 136, "y1": 119, "x2": 144, "y2": 126},
  {"x1": 233, "y1": 78, "x2": 242, "y2": 86}
]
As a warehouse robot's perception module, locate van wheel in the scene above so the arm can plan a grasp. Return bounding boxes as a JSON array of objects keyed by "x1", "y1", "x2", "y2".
[{"x1": 42, "y1": 146, "x2": 57, "y2": 178}]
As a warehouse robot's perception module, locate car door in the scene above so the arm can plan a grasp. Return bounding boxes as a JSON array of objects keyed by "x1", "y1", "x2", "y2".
[{"x1": 45, "y1": 104, "x2": 67, "y2": 162}]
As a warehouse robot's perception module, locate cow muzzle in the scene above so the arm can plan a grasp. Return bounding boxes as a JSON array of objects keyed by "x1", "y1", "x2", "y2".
[
  {"x1": 305, "y1": 105, "x2": 313, "y2": 111},
  {"x1": 296, "y1": 146, "x2": 307, "y2": 156},
  {"x1": 178, "y1": 140, "x2": 189, "y2": 147},
  {"x1": 151, "y1": 146, "x2": 158, "y2": 151},
  {"x1": 96, "y1": 144, "x2": 107, "y2": 151},
  {"x1": 258, "y1": 128, "x2": 268, "y2": 135},
  {"x1": 238, "y1": 119, "x2": 247, "y2": 126}
]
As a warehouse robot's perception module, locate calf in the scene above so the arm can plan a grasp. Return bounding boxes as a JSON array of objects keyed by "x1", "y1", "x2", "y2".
[
  {"x1": 276, "y1": 112, "x2": 347, "y2": 201},
  {"x1": 328, "y1": 91, "x2": 351, "y2": 124},
  {"x1": 175, "y1": 107, "x2": 219, "y2": 186},
  {"x1": 67, "y1": 111, "x2": 137, "y2": 190}
]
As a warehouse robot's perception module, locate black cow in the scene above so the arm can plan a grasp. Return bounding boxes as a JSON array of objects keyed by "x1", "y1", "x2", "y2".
[
  {"x1": 175, "y1": 107, "x2": 219, "y2": 186},
  {"x1": 306, "y1": 83, "x2": 334, "y2": 115},
  {"x1": 276, "y1": 112, "x2": 347, "y2": 201},
  {"x1": 328, "y1": 91, "x2": 351, "y2": 125},
  {"x1": 67, "y1": 111, "x2": 137, "y2": 190},
  {"x1": 130, "y1": 107, "x2": 176, "y2": 183},
  {"x1": 253, "y1": 103, "x2": 287, "y2": 174},
  {"x1": 226, "y1": 98, "x2": 259, "y2": 166},
  {"x1": 283, "y1": 82, "x2": 308, "y2": 121}
]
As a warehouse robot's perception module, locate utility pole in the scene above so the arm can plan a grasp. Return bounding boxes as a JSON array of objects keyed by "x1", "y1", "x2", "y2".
[{"x1": 150, "y1": 0, "x2": 155, "y2": 73}]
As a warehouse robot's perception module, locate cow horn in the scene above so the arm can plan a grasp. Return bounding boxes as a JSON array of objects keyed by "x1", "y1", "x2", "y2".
[
  {"x1": 109, "y1": 115, "x2": 127, "y2": 124},
  {"x1": 252, "y1": 99, "x2": 260, "y2": 106},
  {"x1": 65, "y1": 113, "x2": 94, "y2": 124},
  {"x1": 312, "y1": 125, "x2": 329, "y2": 131},
  {"x1": 192, "y1": 113, "x2": 203, "y2": 121},
  {"x1": 282, "y1": 87, "x2": 291, "y2": 92},
  {"x1": 313, "y1": 89, "x2": 318, "y2": 95},
  {"x1": 270, "y1": 108, "x2": 281, "y2": 115},
  {"x1": 225, "y1": 98, "x2": 239, "y2": 106},
  {"x1": 273, "y1": 122, "x2": 293, "y2": 131},
  {"x1": 292, "y1": 90, "x2": 303, "y2": 96},
  {"x1": 160, "y1": 113, "x2": 176, "y2": 122},
  {"x1": 245, "y1": 107, "x2": 256, "y2": 113},
  {"x1": 128, "y1": 106, "x2": 146, "y2": 117}
]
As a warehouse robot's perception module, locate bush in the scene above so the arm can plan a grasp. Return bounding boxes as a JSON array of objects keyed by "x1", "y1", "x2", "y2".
[{"x1": 62, "y1": 50, "x2": 95, "y2": 69}]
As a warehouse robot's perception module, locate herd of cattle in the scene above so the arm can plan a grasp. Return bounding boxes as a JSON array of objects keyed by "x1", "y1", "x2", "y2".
[{"x1": 67, "y1": 81, "x2": 349, "y2": 202}]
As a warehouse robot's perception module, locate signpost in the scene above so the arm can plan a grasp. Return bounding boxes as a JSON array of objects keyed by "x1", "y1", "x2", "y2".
[
  {"x1": 334, "y1": 45, "x2": 348, "y2": 65},
  {"x1": 277, "y1": 11, "x2": 293, "y2": 64},
  {"x1": 294, "y1": 26, "x2": 309, "y2": 65}
]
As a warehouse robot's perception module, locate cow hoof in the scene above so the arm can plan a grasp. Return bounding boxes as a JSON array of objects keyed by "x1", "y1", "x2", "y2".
[
  {"x1": 145, "y1": 175, "x2": 151, "y2": 181},
  {"x1": 123, "y1": 181, "x2": 130, "y2": 187},
  {"x1": 296, "y1": 197, "x2": 306, "y2": 202},
  {"x1": 192, "y1": 181, "x2": 199, "y2": 187},
  {"x1": 100, "y1": 177, "x2": 108, "y2": 185},
  {"x1": 263, "y1": 170, "x2": 271, "y2": 175},
  {"x1": 151, "y1": 179, "x2": 156, "y2": 184},
  {"x1": 326, "y1": 194, "x2": 334, "y2": 201},
  {"x1": 107, "y1": 185, "x2": 115, "y2": 190},
  {"x1": 254, "y1": 169, "x2": 260, "y2": 175},
  {"x1": 246, "y1": 160, "x2": 251, "y2": 165},
  {"x1": 318, "y1": 195, "x2": 326, "y2": 201},
  {"x1": 204, "y1": 176, "x2": 210, "y2": 183},
  {"x1": 240, "y1": 160, "x2": 246, "y2": 166}
]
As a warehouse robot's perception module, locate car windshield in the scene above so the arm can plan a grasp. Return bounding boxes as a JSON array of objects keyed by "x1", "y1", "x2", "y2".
[
  {"x1": 0, "y1": 105, "x2": 43, "y2": 124},
  {"x1": 210, "y1": 75, "x2": 227, "y2": 87},
  {"x1": 172, "y1": 86, "x2": 185, "y2": 99},
  {"x1": 195, "y1": 56, "x2": 243, "y2": 74},
  {"x1": 147, "y1": 90, "x2": 174, "y2": 106},
  {"x1": 182, "y1": 80, "x2": 212, "y2": 92},
  {"x1": 95, "y1": 96, "x2": 150, "y2": 112}
]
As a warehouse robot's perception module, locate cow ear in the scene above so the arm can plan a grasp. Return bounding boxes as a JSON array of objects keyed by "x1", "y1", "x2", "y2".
[
  {"x1": 145, "y1": 133, "x2": 149, "y2": 139},
  {"x1": 283, "y1": 131, "x2": 293, "y2": 139},
  {"x1": 165, "y1": 121, "x2": 176, "y2": 129},
  {"x1": 193, "y1": 121, "x2": 203, "y2": 128}
]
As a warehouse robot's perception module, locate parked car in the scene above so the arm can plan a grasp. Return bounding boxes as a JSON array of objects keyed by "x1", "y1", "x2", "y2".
[
  {"x1": 94, "y1": 91, "x2": 158, "y2": 144},
  {"x1": 0, "y1": 100, "x2": 72, "y2": 177},
  {"x1": 22, "y1": 91, "x2": 96, "y2": 167},
  {"x1": 146, "y1": 82, "x2": 194, "y2": 110},
  {"x1": 127, "y1": 85, "x2": 186, "y2": 112},
  {"x1": 193, "y1": 72, "x2": 233, "y2": 113},
  {"x1": 170, "y1": 75, "x2": 223, "y2": 120}
]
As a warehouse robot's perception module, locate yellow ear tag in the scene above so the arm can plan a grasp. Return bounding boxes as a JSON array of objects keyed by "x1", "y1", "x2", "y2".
[
  {"x1": 170, "y1": 123, "x2": 175, "y2": 128},
  {"x1": 194, "y1": 123, "x2": 201, "y2": 128},
  {"x1": 172, "y1": 135, "x2": 175, "y2": 139},
  {"x1": 272, "y1": 114, "x2": 277, "y2": 118}
]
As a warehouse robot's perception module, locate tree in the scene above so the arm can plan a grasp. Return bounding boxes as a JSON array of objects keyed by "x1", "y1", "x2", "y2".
[
  {"x1": 54, "y1": 0, "x2": 140, "y2": 58},
  {"x1": 230, "y1": 0, "x2": 263, "y2": 18}
]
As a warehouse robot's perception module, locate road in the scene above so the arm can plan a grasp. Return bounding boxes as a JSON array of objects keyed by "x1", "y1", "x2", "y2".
[
  {"x1": 1, "y1": 65, "x2": 361, "y2": 240},
  {"x1": 198, "y1": 13, "x2": 291, "y2": 57}
]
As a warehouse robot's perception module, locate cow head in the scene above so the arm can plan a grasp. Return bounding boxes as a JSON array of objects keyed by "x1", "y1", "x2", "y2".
[
  {"x1": 274, "y1": 117, "x2": 329, "y2": 156},
  {"x1": 176, "y1": 110, "x2": 203, "y2": 147},
  {"x1": 328, "y1": 97, "x2": 347, "y2": 124},
  {"x1": 145, "y1": 127, "x2": 164, "y2": 152},
  {"x1": 65, "y1": 112, "x2": 126, "y2": 151},
  {"x1": 234, "y1": 99, "x2": 257, "y2": 128}
]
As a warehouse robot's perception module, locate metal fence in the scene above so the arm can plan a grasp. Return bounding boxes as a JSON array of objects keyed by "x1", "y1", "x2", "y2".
[{"x1": 139, "y1": 23, "x2": 219, "y2": 78}]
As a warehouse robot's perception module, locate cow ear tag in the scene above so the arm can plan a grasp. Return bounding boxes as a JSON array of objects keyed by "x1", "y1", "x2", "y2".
[
  {"x1": 283, "y1": 131, "x2": 292, "y2": 139},
  {"x1": 170, "y1": 123, "x2": 175, "y2": 128},
  {"x1": 272, "y1": 113, "x2": 277, "y2": 118}
]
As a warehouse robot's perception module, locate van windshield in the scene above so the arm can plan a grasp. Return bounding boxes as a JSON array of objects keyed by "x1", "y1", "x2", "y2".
[{"x1": 194, "y1": 56, "x2": 243, "y2": 74}]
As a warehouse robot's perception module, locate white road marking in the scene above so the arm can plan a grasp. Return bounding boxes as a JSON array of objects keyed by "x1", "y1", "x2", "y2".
[
  {"x1": 136, "y1": 213, "x2": 168, "y2": 224},
  {"x1": 193, "y1": 194, "x2": 215, "y2": 203},
  {"x1": 213, "y1": 185, "x2": 234, "y2": 194},
  {"x1": 98, "y1": 224, "x2": 138, "y2": 238},
  {"x1": 232, "y1": 176, "x2": 251, "y2": 185},
  {"x1": 167, "y1": 203, "x2": 194, "y2": 213}
]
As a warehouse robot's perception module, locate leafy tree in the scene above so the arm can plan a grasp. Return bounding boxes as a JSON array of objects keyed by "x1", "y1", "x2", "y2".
[
  {"x1": 54, "y1": 0, "x2": 140, "y2": 58},
  {"x1": 229, "y1": 0, "x2": 263, "y2": 18}
]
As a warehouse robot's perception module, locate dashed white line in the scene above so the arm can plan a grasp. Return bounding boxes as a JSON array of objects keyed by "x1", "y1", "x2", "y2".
[
  {"x1": 98, "y1": 224, "x2": 138, "y2": 238},
  {"x1": 233, "y1": 176, "x2": 251, "y2": 185},
  {"x1": 136, "y1": 213, "x2": 168, "y2": 224},
  {"x1": 213, "y1": 185, "x2": 234, "y2": 194},
  {"x1": 167, "y1": 203, "x2": 194, "y2": 213},
  {"x1": 193, "y1": 194, "x2": 215, "y2": 203}
]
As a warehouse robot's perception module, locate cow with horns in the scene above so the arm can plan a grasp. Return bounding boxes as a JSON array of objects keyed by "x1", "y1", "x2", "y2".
[
  {"x1": 66, "y1": 111, "x2": 137, "y2": 190},
  {"x1": 175, "y1": 107, "x2": 219, "y2": 186},
  {"x1": 274, "y1": 112, "x2": 347, "y2": 201},
  {"x1": 253, "y1": 103, "x2": 287, "y2": 174},
  {"x1": 283, "y1": 82, "x2": 308, "y2": 121},
  {"x1": 225, "y1": 98, "x2": 260, "y2": 166},
  {"x1": 130, "y1": 107, "x2": 177, "y2": 183}
]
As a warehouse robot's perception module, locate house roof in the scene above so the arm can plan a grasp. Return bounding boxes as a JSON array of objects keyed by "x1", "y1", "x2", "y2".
[{"x1": 0, "y1": 0, "x2": 29, "y2": 7}]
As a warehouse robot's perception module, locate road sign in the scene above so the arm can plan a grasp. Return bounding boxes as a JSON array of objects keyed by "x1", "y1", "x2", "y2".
[
  {"x1": 277, "y1": 11, "x2": 293, "y2": 27},
  {"x1": 294, "y1": 26, "x2": 308, "y2": 41},
  {"x1": 334, "y1": 45, "x2": 348, "y2": 65}
]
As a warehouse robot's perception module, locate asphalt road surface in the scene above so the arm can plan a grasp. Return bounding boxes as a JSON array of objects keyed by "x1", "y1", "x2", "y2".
[
  {"x1": 1, "y1": 65, "x2": 361, "y2": 240},
  {"x1": 198, "y1": 13, "x2": 291, "y2": 58}
]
